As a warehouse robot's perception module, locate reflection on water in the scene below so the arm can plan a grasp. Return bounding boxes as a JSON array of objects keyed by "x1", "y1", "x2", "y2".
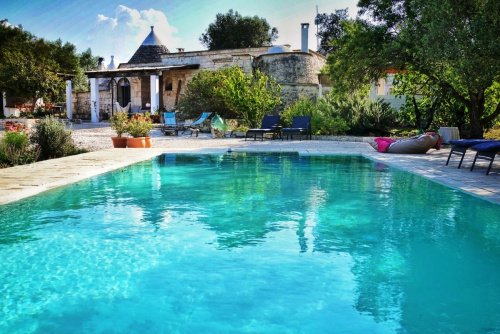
[{"x1": 0, "y1": 153, "x2": 499, "y2": 333}]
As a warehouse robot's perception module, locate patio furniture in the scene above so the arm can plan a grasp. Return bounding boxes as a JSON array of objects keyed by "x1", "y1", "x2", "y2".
[
  {"x1": 438, "y1": 127, "x2": 460, "y2": 144},
  {"x1": 469, "y1": 141, "x2": 500, "y2": 175},
  {"x1": 245, "y1": 115, "x2": 281, "y2": 141},
  {"x1": 162, "y1": 112, "x2": 182, "y2": 135},
  {"x1": 182, "y1": 112, "x2": 212, "y2": 137},
  {"x1": 281, "y1": 116, "x2": 312, "y2": 140},
  {"x1": 446, "y1": 139, "x2": 492, "y2": 168},
  {"x1": 385, "y1": 133, "x2": 439, "y2": 154}
]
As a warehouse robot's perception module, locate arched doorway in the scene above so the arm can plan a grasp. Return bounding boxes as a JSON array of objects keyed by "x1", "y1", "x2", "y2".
[{"x1": 117, "y1": 78, "x2": 131, "y2": 107}]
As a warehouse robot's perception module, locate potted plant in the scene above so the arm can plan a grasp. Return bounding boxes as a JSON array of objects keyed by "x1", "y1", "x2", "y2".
[
  {"x1": 110, "y1": 111, "x2": 129, "y2": 148},
  {"x1": 126, "y1": 114, "x2": 153, "y2": 148}
]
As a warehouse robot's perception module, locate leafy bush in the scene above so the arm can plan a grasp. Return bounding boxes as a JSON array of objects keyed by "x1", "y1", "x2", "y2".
[
  {"x1": 178, "y1": 67, "x2": 281, "y2": 127},
  {"x1": 177, "y1": 69, "x2": 233, "y2": 120},
  {"x1": 127, "y1": 114, "x2": 152, "y2": 137},
  {"x1": 0, "y1": 131, "x2": 39, "y2": 167},
  {"x1": 110, "y1": 111, "x2": 129, "y2": 137},
  {"x1": 30, "y1": 116, "x2": 81, "y2": 160},
  {"x1": 281, "y1": 97, "x2": 349, "y2": 135},
  {"x1": 217, "y1": 68, "x2": 281, "y2": 128},
  {"x1": 282, "y1": 93, "x2": 397, "y2": 136},
  {"x1": 335, "y1": 95, "x2": 398, "y2": 135},
  {"x1": 353, "y1": 98, "x2": 397, "y2": 135}
]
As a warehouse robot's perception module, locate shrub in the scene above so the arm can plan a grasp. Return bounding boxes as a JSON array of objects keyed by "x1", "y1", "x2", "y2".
[
  {"x1": 30, "y1": 116, "x2": 80, "y2": 160},
  {"x1": 178, "y1": 67, "x2": 281, "y2": 127},
  {"x1": 127, "y1": 114, "x2": 152, "y2": 137},
  {"x1": 110, "y1": 111, "x2": 129, "y2": 137},
  {"x1": 336, "y1": 95, "x2": 398, "y2": 136},
  {"x1": 354, "y1": 98, "x2": 398, "y2": 135},
  {"x1": 217, "y1": 68, "x2": 281, "y2": 128},
  {"x1": 281, "y1": 97, "x2": 349, "y2": 135},
  {"x1": 0, "y1": 131, "x2": 39, "y2": 167},
  {"x1": 177, "y1": 69, "x2": 233, "y2": 119}
]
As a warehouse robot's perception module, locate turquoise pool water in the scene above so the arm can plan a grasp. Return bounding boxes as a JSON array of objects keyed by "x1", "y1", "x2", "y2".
[{"x1": 0, "y1": 153, "x2": 499, "y2": 333}]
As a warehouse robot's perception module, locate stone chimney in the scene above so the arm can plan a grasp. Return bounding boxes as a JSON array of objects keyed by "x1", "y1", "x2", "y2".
[
  {"x1": 301, "y1": 23, "x2": 309, "y2": 53},
  {"x1": 97, "y1": 57, "x2": 105, "y2": 71}
]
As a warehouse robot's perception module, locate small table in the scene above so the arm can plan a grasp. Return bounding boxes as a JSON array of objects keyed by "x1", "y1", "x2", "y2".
[{"x1": 439, "y1": 127, "x2": 460, "y2": 144}]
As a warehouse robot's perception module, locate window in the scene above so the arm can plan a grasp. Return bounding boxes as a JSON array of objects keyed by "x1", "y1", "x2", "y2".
[{"x1": 165, "y1": 78, "x2": 173, "y2": 91}]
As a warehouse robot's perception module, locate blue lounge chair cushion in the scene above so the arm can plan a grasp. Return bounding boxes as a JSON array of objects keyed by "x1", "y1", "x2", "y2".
[
  {"x1": 246, "y1": 115, "x2": 281, "y2": 141},
  {"x1": 449, "y1": 139, "x2": 491, "y2": 147},
  {"x1": 471, "y1": 141, "x2": 500, "y2": 152}
]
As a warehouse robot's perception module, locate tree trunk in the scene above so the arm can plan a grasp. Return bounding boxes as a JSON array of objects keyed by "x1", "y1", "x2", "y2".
[{"x1": 468, "y1": 94, "x2": 485, "y2": 139}]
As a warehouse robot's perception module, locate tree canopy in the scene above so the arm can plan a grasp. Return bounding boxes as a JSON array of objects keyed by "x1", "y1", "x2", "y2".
[
  {"x1": 327, "y1": 0, "x2": 500, "y2": 137},
  {"x1": 314, "y1": 9, "x2": 349, "y2": 55},
  {"x1": 0, "y1": 23, "x2": 95, "y2": 107},
  {"x1": 200, "y1": 10, "x2": 278, "y2": 50}
]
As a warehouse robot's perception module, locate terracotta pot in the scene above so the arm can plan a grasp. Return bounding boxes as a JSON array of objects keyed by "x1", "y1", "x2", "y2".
[
  {"x1": 111, "y1": 136, "x2": 128, "y2": 148},
  {"x1": 127, "y1": 137, "x2": 146, "y2": 148},
  {"x1": 145, "y1": 136, "x2": 152, "y2": 148}
]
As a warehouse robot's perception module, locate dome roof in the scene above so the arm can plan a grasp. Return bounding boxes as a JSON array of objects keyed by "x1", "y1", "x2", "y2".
[{"x1": 128, "y1": 26, "x2": 169, "y2": 64}]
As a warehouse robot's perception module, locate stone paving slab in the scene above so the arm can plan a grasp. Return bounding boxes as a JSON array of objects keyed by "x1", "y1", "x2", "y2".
[{"x1": 0, "y1": 139, "x2": 498, "y2": 205}]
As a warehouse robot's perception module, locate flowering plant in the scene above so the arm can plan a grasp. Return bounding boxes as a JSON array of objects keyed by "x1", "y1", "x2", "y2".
[
  {"x1": 109, "y1": 112, "x2": 129, "y2": 137},
  {"x1": 127, "y1": 113, "x2": 153, "y2": 137}
]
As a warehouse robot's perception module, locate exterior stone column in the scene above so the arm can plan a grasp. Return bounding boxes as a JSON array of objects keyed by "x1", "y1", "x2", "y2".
[
  {"x1": 65, "y1": 80, "x2": 72, "y2": 120},
  {"x1": 150, "y1": 74, "x2": 159, "y2": 114},
  {"x1": 90, "y1": 78, "x2": 99, "y2": 123}
]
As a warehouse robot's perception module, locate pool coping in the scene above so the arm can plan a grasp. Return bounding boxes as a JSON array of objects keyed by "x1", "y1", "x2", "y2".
[{"x1": 0, "y1": 141, "x2": 498, "y2": 205}]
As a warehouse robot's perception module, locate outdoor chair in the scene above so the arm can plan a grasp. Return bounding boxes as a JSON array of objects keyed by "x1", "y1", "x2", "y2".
[
  {"x1": 446, "y1": 139, "x2": 492, "y2": 168},
  {"x1": 469, "y1": 141, "x2": 500, "y2": 175},
  {"x1": 245, "y1": 115, "x2": 281, "y2": 141},
  {"x1": 162, "y1": 112, "x2": 182, "y2": 135},
  {"x1": 182, "y1": 112, "x2": 212, "y2": 137},
  {"x1": 115, "y1": 102, "x2": 131, "y2": 114},
  {"x1": 282, "y1": 116, "x2": 312, "y2": 140}
]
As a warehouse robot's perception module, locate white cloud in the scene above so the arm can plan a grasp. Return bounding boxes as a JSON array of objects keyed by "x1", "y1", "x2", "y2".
[{"x1": 86, "y1": 5, "x2": 180, "y2": 66}]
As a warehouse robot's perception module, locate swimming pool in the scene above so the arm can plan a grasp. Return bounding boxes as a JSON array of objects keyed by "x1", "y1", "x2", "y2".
[{"x1": 0, "y1": 153, "x2": 499, "y2": 333}]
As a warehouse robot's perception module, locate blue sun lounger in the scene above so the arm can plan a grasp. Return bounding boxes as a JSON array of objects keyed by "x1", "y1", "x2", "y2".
[
  {"x1": 182, "y1": 112, "x2": 212, "y2": 137},
  {"x1": 445, "y1": 139, "x2": 492, "y2": 168},
  {"x1": 162, "y1": 112, "x2": 182, "y2": 135},
  {"x1": 282, "y1": 116, "x2": 312, "y2": 140},
  {"x1": 245, "y1": 115, "x2": 281, "y2": 141},
  {"x1": 469, "y1": 141, "x2": 500, "y2": 175}
]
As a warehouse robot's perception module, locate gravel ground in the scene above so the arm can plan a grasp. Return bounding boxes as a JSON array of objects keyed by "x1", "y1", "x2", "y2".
[
  {"x1": 70, "y1": 122, "x2": 250, "y2": 151},
  {"x1": 0, "y1": 121, "x2": 377, "y2": 151}
]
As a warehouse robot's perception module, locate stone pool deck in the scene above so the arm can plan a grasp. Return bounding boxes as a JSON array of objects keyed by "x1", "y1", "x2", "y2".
[{"x1": 0, "y1": 137, "x2": 499, "y2": 205}]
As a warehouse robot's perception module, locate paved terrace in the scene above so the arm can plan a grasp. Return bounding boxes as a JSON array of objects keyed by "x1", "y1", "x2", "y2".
[{"x1": 0, "y1": 128, "x2": 499, "y2": 205}]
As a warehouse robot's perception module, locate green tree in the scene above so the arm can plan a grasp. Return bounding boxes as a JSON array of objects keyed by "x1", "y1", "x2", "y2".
[
  {"x1": 73, "y1": 48, "x2": 100, "y2": 92},
  {"x1": 177, "y1": 69, "x2": 232, "y2": 119},
  {"x1": 0, "y1": 24, "x2": 80, "y2": 108},
  {"x1": 178, "y1": 67, "x2": 281, "y2": 127},
  {"x1": 200, "y1": 9, "x2": 278, "y2": 50},
  {"x1": 217, "y1": 67, "x2": 281, "y2": 128},
  {"x1": 314, "y1": 9, "x2": 349, "y2": 55},
  {"x1": 328, "y1": 0, "x2": 500, "y2": 138}
]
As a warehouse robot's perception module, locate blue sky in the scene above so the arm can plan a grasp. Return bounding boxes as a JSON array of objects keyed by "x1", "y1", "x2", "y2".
[{"x1": 1, "y1": 0, "x2": 358, "y2": 66}]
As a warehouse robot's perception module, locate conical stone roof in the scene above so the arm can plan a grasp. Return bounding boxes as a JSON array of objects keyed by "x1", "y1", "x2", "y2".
[{"x1": 128, "y1": 26, "x2": 169, "y2": 64}]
